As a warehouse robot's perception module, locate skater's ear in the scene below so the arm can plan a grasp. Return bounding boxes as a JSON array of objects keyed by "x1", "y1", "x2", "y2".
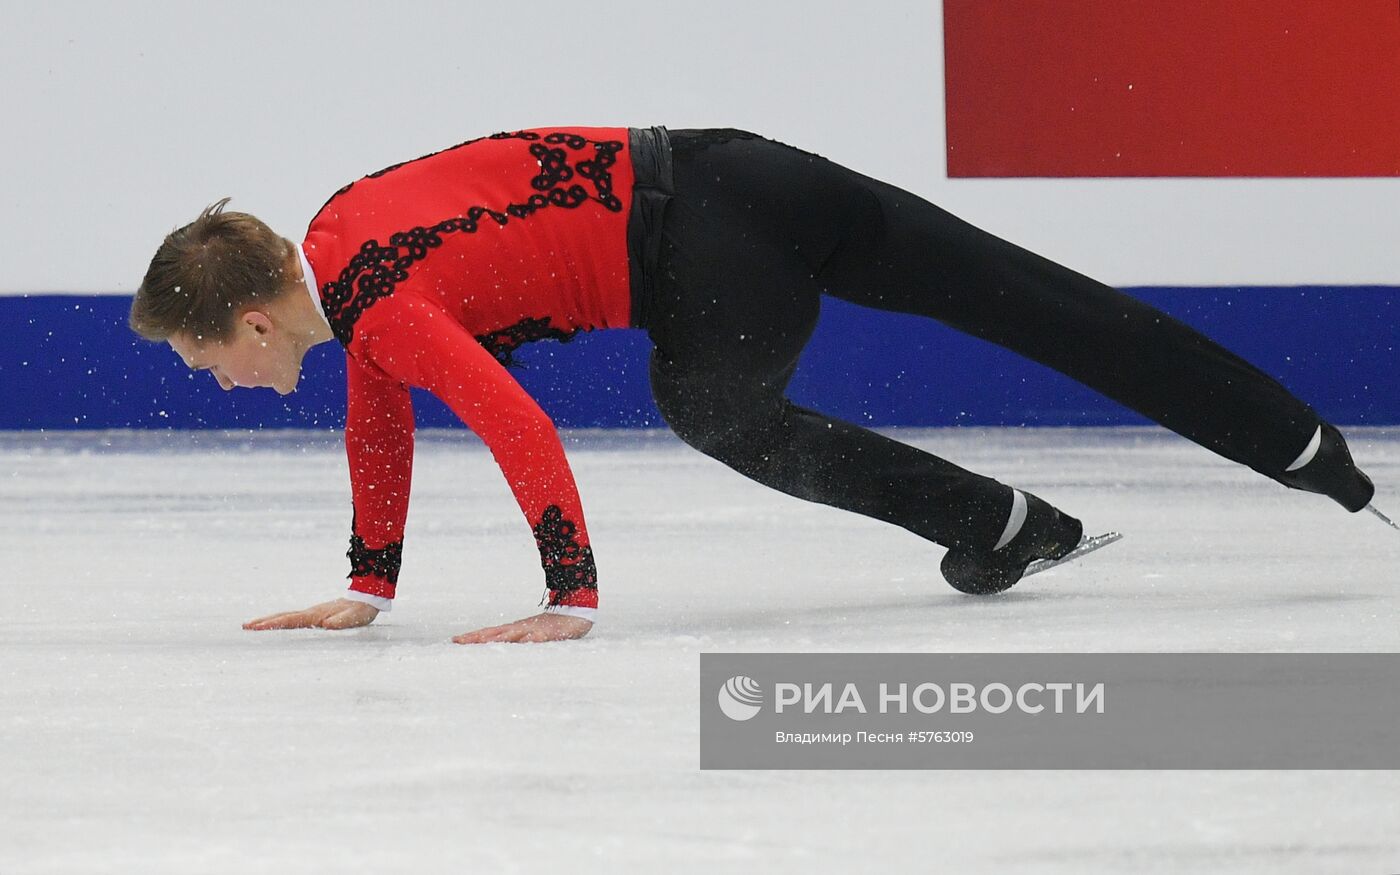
[{"x1": 237, "y1": 309, "x2": 276, "y2": 336}]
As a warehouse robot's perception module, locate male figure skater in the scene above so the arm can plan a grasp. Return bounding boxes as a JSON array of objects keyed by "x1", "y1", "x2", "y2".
[{"x1": 130, "y1": 126, "x2": 1375, "y2": 643}]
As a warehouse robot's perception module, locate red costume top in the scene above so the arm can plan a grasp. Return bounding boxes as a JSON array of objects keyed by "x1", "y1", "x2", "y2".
[{"x1": 299, "y1": 127, "x2": 643, "y2": 621}]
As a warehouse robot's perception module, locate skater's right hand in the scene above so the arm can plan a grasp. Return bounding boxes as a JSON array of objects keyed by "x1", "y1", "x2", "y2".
[{"x1": 243, "y1": 598, "x2": 379, "y2": 631}]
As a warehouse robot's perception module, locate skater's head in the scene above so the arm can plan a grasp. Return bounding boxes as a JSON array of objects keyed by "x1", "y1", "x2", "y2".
[{"x1": 130, "y1": 197, "x2": 331, "y2": 395}]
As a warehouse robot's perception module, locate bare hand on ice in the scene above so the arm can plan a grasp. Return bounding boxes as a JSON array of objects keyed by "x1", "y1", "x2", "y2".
[
  {"x1": 452, "y1": 612, "x2": 592, "y2": 644},
  {"x1": 243, "y1": 598, "x2": 379, "y2": 631}
]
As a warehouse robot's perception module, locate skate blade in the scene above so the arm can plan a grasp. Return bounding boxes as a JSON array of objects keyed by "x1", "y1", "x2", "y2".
[
  {"x1": 1024, "y1": 532, "x2": 1122, "y2": 578},
  {"x1": 1367, "y1": 504, "x2": 1400, "y2": 533}
]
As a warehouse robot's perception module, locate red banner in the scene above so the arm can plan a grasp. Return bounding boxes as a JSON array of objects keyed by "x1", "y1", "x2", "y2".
[{"x1": 944, "y1": 0, "x2": 1400, "y2": 177}]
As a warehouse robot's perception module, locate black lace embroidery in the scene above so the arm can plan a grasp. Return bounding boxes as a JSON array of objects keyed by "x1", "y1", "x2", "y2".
[
  {"x1": 318, "y1": 131, "x2": 624, "y2": 345},
  {"x1": 533, "y1": 504, "x2": 598, "y2": 603},
  {"x1": 347, "y1": 531, "x2": 404, "y2": 584},
  {"x1": 531, "y1": 141, "x2": 575, "y2": 189},
  {"x1": 474, "y1": 316, "x2": 585, "y2": 368}
]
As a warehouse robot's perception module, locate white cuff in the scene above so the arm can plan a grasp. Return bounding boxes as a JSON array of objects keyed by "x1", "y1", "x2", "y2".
[
  {"x1": 1286, "y1": 425, "x2": 1323, "y2": 472},
  {"x1": 543, "y1": 604, "x2": 597, "y2": 622},
  {"x1": 344, "y1": 590, "x2": 393, "y2": 612}
]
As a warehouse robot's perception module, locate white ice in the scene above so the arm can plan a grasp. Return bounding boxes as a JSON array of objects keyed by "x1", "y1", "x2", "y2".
[{"x1": 2, "y1": 427, "x2": 1398, "y2": 874}]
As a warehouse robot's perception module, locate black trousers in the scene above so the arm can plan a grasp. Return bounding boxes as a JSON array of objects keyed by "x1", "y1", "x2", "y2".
[{"x1": 640, "y1": 128, "x2": 1322, "y2": 551}]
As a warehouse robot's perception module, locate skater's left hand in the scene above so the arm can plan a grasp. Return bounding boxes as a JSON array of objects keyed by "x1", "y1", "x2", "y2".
[{"x1": 452, "y1": 612, "x2": 593, "y2": 644}]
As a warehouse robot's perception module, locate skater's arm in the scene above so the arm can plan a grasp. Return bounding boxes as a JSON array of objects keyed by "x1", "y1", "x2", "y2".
[
  {"x1": 242, "y1": 354, "x2": 413, "y2": 631},
  {"x1": 359, "y1": 296, "x2": 599, "y2": 632},
  {"x1": 341, "y1": 352, "x2": 416, "y2": 609}
]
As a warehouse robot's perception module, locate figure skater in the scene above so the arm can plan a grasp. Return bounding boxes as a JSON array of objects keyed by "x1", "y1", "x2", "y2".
[{"x1": 129, "y1": 126, "x2": 1375, "y2": 643}]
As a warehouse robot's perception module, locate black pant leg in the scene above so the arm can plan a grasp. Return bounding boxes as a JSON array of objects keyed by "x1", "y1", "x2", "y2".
[
  {"x1": 644, "y1": 129, "x2": 1015, "y2": 551},
  {"x1": 648, "y1": 350, "x2": 1013, "y2": 550},
  {"x1": 810, "y1": 164, "x2": 1323, "y2": 480}
]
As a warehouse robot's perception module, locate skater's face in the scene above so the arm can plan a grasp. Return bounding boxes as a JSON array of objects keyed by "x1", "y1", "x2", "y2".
[{"x1": 168, "y1": 309, "x2": 304, "y2": 395}]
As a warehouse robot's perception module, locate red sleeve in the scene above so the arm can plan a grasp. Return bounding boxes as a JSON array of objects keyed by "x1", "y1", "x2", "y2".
[
  {"x1": 341, "y1": 352, "x2": 415, "y2": 610},
  {"x1": 349, "y1": 295, "x2": 599, "y2": 616}
]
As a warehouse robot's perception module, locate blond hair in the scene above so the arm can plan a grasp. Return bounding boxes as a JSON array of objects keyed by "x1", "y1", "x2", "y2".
[{"x1": 129, "y1": 197, "x2": 297, "y2": 341}]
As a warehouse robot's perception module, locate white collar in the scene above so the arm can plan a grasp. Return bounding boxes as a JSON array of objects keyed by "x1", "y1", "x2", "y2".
[{"x1": 297, "y1": 243, "x2": 332, "y2": 330}]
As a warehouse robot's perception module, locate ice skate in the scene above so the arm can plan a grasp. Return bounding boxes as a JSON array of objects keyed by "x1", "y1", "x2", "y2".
[
  {"x1": 940, "y1": 489, "x2": 1084, "y2": 595},
  {"x1": 1276, "y1": 422, "x2": 1374, "y2": 512}
]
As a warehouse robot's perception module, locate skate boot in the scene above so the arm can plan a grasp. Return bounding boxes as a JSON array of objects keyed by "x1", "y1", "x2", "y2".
[
  {"x1": 1276, "y1": 423, "x2": 1374, "y2": 512},
  {"x1": 940, "y1": 489, "x2": 1083, "y2": 595}
]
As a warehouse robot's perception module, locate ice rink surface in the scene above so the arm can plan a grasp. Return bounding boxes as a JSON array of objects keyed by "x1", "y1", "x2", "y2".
[{"x1": 3, "y1": 426, "x2": 1398, "y2": 874}]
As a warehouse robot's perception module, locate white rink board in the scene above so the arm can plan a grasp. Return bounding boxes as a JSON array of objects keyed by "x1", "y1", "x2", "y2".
[
  {"x1": 4, "y1": 0, "x2": 1399, "y2": 294},
  {"x1": 2, "y1": 427, "x2": 1399, "y2": 873}
]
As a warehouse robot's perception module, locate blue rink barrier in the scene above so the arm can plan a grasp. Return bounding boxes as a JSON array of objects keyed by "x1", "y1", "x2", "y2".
[{"x1": 1, "y1": 286, "x2": 1395, "y2": 430}]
